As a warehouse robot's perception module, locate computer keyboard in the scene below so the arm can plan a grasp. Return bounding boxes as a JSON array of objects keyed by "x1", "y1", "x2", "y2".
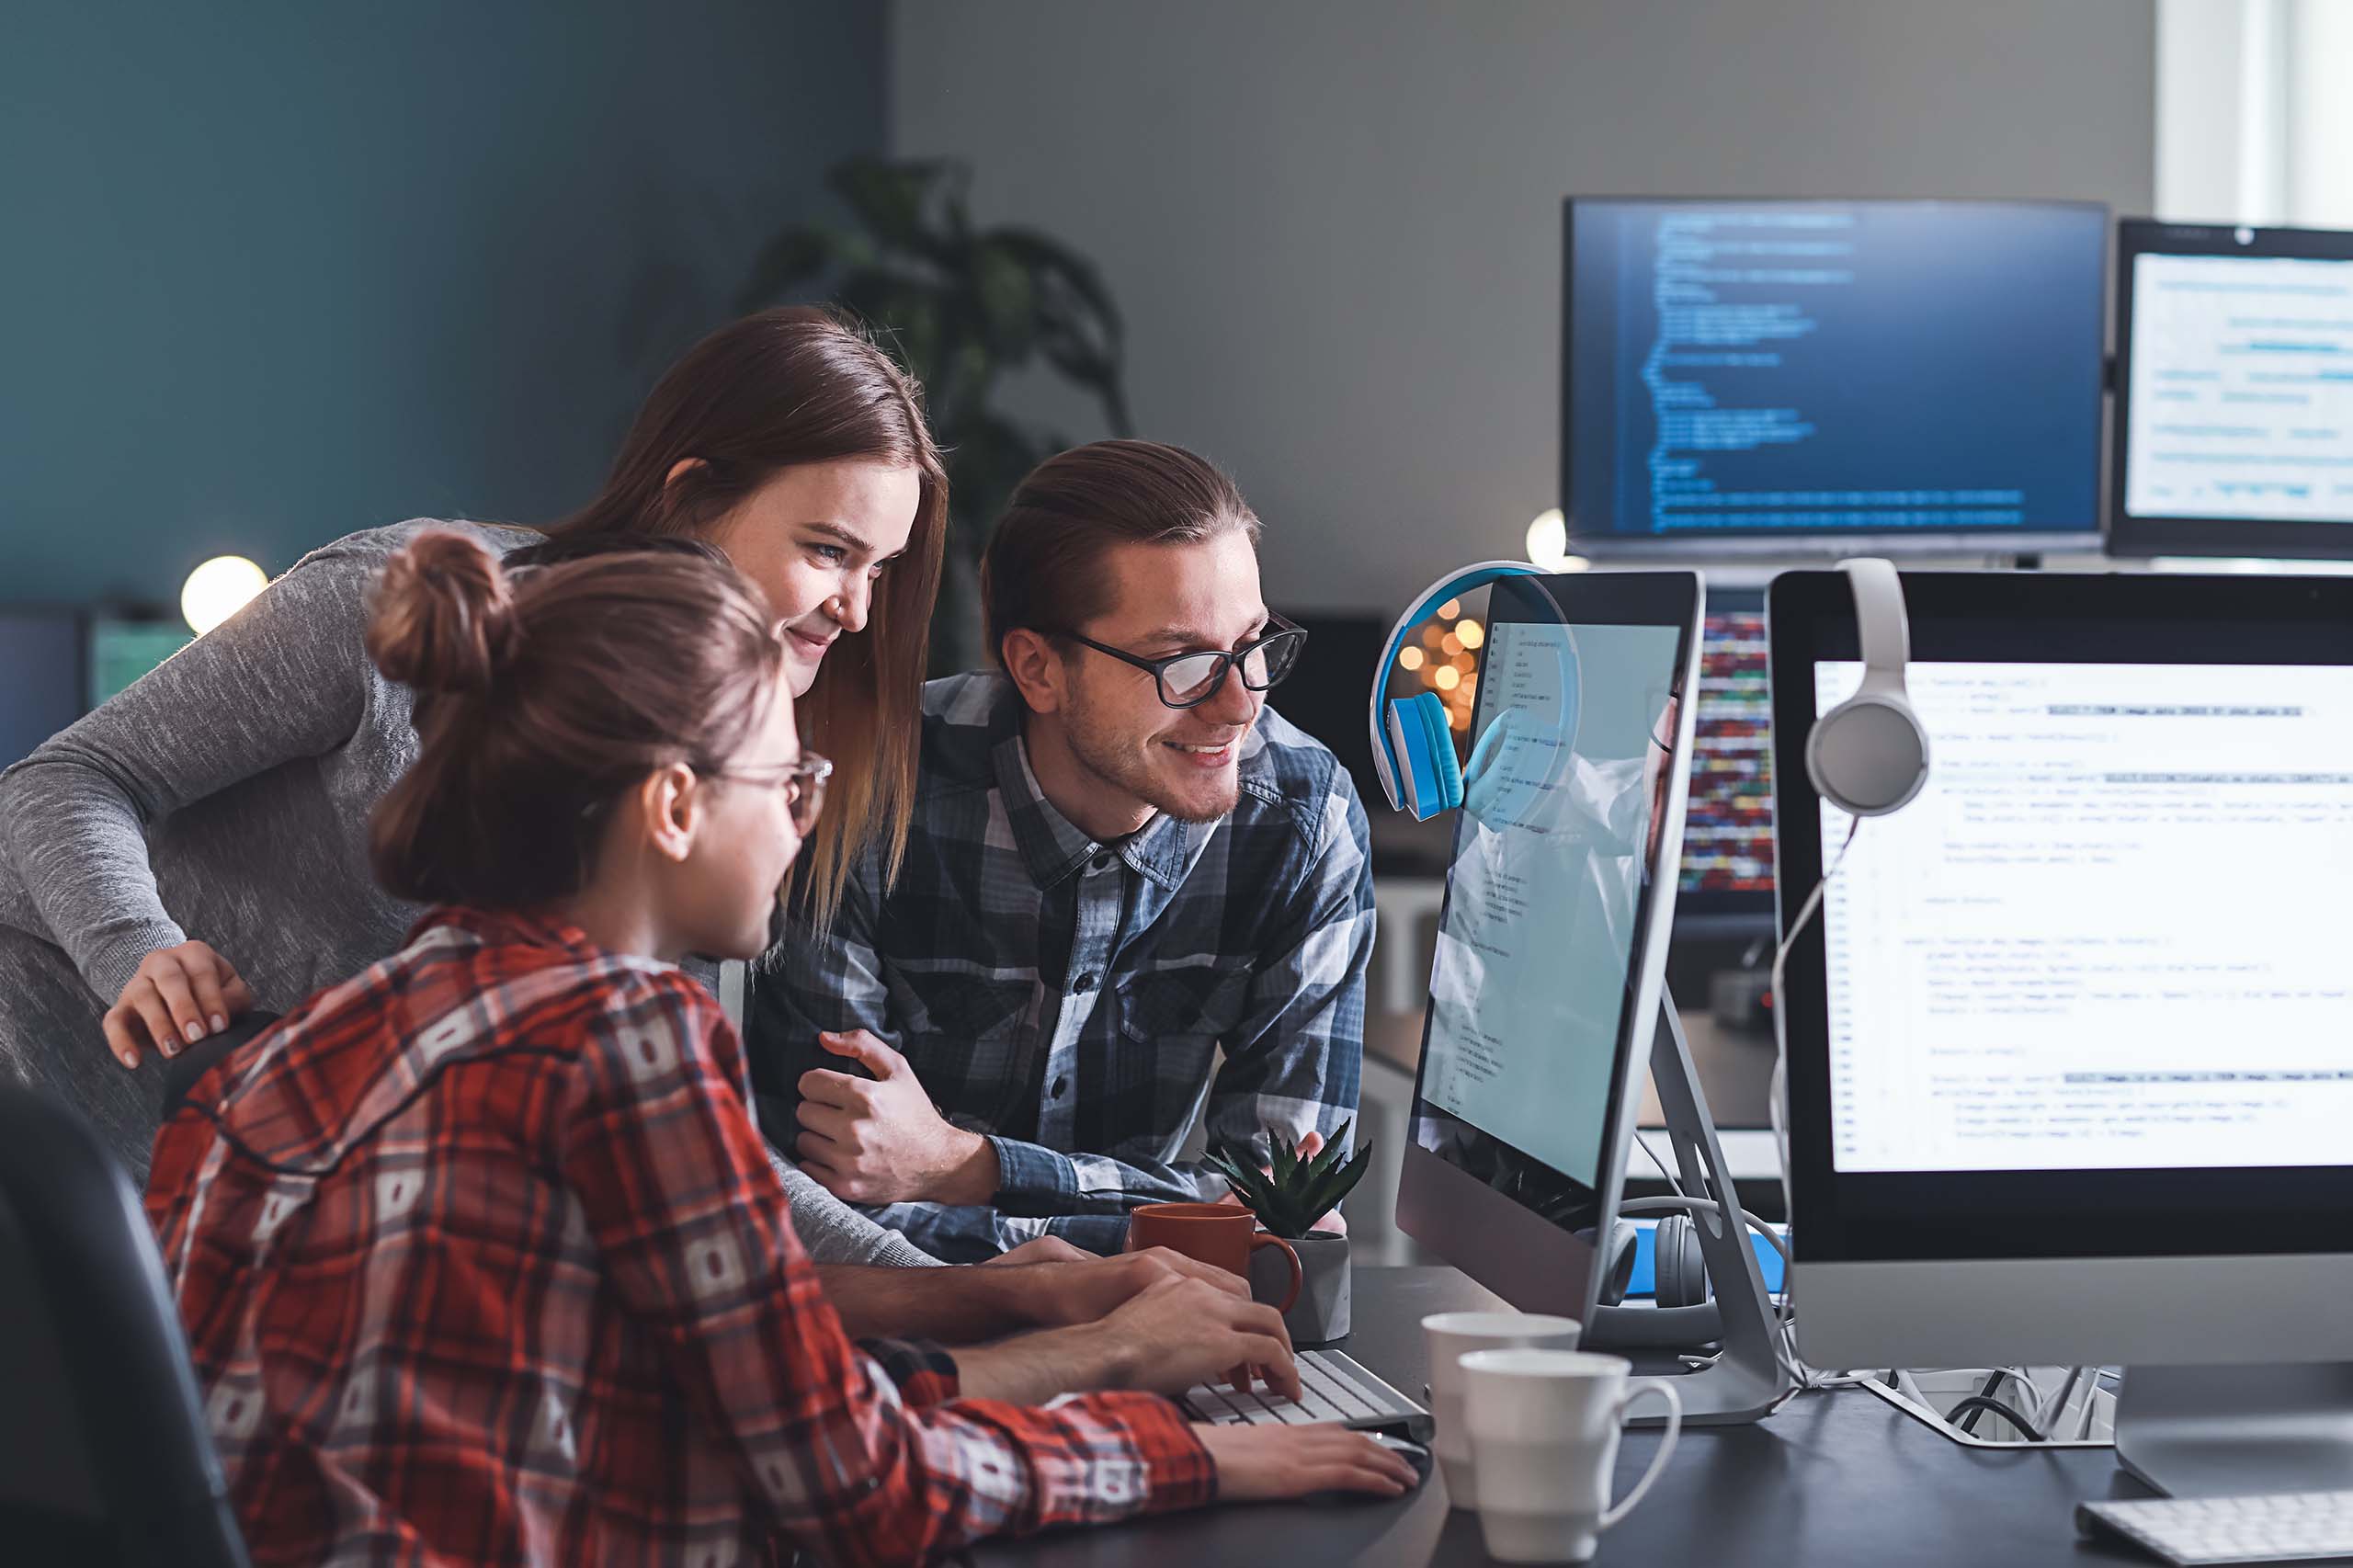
[
  {"x1": 2076, "y1": 1490, "x2": 2353, "y2": 1564},
  {"x1": 1181, "y1": 1347, "x2": 1432, "y2": 1439}
]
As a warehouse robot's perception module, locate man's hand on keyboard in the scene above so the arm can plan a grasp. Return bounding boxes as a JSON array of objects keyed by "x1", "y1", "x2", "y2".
[{"x1": 1078, "y1": 1275, "x2": 1302, "y2": 1402}]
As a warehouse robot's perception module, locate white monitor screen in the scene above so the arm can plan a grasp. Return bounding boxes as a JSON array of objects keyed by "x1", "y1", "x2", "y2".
[
  {"x1": 1420, "y1": 618, "x2": 1683, "y2": 1187},
  {"x1": 1816, "y1": 659, "x2": 2353, "y2": 1175},
  {"x1": 2124, "y1": 252, "x2": 2353, "y2": 525}
]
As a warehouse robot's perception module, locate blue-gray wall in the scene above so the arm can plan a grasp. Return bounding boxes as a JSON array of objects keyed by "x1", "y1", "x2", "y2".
[{"x1": 2, "y1": 1, "x2": 885, "y2": 606}]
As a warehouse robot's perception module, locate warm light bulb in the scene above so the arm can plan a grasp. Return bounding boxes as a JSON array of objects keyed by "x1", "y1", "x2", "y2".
[
  {"x1": 1437, "y1": 597, "x2": 1461, "y2": 620},
  {"x1": 1526, "y1": 509, "x2": 1568, "y2": 569},
  {"x1": 1398, "y1": 646, "x2": 1426, "y2": 671},
  {"x1": 1440, "y1": 632, "x2": 1462, "y2": 656},
  {"x1": 181, "y1": 555, "x2": 267, "y2": 635},
  {"x1": 1457, "y1": 619, "x2": 1484, "y2": 650},
  {"x1": 1435, "y1": 665, "x2": 1461, "y2": 691}
]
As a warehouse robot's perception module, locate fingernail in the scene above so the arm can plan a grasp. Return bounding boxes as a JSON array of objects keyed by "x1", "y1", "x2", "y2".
[
  {"x1": 186, "y1": 1022, "x2": 206, "y2": 1044},
  {"x1": 210, "y1": 1014, "x2": 228, "y2": 1032},
  {"x1": 118, "y1": 1052, "x2": 137, "y2": 1069},
  {"x1": 161, "y1": 1041, "x2": 178, "y2": 1057}
]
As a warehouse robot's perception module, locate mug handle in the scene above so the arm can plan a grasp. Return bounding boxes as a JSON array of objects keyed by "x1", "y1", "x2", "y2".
[
  {"x1": 1246, "y1": 1231, "x2": 1303, "y2": 1312},
  {"x1": 1599, "y1": 1381, "x2": 1683, "y2": 1529}
]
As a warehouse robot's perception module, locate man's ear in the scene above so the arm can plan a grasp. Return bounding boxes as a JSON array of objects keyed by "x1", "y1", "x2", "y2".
[
  {"x1": 998, "y1": 628, "x2": 1066, "y2": 716},
  {"x1": 637, "y1": 762, "x2": 704, "y2": 864}
]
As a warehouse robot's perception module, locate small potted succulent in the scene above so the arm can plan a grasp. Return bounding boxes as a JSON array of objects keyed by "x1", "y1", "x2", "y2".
[{"x1": 1205, "y1": 1124, "x2": 1373, "y2": 1346}]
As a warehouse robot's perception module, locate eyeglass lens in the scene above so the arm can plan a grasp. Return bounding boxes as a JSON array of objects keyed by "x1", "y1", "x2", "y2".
[{"x1": 1157, "y1": 631, "x2": 1303, "y2": 706}]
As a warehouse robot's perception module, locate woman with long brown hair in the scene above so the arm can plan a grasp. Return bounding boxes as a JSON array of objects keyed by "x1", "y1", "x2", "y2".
[{"x1": 0, "y1": 308, "x2": 944, "y2": 1223}]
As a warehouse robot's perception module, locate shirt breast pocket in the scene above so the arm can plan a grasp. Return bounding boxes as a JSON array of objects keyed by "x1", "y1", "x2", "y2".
[
  {"x1": 897, "y1": 971, "x2": 1037, "y2": 1134},
  {"x1": 1111, "y1": 965, "x2": 1245, "y2": 1120}
]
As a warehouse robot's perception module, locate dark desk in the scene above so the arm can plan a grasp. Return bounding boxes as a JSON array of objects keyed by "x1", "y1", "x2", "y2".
[{"x1": 975, "y1": 1267, "x2": 2147, "y2": 1567}]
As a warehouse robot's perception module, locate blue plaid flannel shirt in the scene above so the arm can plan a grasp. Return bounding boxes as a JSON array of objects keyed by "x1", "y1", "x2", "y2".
[{"x1": 748, "y1": 672, "x2": 1375, "y2": 1259}]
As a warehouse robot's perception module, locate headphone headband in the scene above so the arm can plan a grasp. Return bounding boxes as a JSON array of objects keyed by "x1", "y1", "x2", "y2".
[
  {"x1": 1841, "y1": 556, "x2": 1911, "y2": 694},
  {"x1": 1368, "y1": 561, "x2": 1544, "y2": 813},
  {"x1": 1804, "y1": 557, "x2": 1930, "y2": 817}
]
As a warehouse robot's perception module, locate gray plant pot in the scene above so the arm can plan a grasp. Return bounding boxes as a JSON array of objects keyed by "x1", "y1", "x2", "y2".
[{"x1": 1250, "y1": 1231, "x2": 1351, "y2": 1346}]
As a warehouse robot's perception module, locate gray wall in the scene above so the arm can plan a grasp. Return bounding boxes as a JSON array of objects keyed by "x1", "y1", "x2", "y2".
[
  {"x1": 891, "y1": 0, "x2": 2157, "y2": 609},
  {"x1": 3, "y1": 1, "x2": 883, "y2": 606}
]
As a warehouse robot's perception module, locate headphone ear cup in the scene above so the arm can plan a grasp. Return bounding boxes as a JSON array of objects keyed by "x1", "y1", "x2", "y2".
[
  {"x1": 1805, "y1": 692, "x2": 1930, "y2": 816},
  {"x1": 1653, "y1": 1215, "x2": 1712, "y2": 1309},
  {"x1": 1410, "y1": 693, "x2": 1464, "y2": 812},
  {"x1": 1597, "y1": 1218, "x2": 1642, "y2": 1305},
  {"x1": 1390, "y1": 692, "x2": 1462, "y2": 818}
]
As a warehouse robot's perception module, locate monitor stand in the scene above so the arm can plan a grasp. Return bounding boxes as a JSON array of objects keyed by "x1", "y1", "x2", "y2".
[
  {"x1": 2115, "y1": 1364, "x2": 2353, "y2": 1498},
  {"x1": 1586, "y1": 993, "x2": 1783, "y2": 1426}
]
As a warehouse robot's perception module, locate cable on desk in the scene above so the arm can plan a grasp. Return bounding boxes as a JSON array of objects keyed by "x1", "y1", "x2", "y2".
[{"x1": 1940, "y1": 1394, "x2": 2046, "y2": 1442}]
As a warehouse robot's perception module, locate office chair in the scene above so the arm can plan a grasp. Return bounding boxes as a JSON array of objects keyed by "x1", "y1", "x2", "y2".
[{"x1": 0, "y1": 1085, "x2": 251, "y2": 1568}]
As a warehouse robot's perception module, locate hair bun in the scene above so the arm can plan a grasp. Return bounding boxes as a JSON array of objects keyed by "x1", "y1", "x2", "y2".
[{"x1": 366, "y1": 531, "x2": 520, "y2": 695}]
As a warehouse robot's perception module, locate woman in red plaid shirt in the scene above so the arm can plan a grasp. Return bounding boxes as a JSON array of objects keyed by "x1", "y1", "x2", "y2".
[{"x1": 144, "y1": 534, "x2": 1416, "y2": 1566}]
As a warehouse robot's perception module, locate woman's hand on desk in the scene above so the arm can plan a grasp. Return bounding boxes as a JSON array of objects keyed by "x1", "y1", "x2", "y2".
[
  {"x1": 1197, "y1": 1426, "x2": 1421, "y2": 1502},
  {"x1": 103, "y1": 940, "x2": 255, "y2": 1068}
]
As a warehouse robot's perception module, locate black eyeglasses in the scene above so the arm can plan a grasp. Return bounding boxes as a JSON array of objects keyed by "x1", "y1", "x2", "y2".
[
  {"x1": 713, "y1": 754, "x2": 834, "y2": 835},
  {"x1": 1060, "y1": 614, "x2": 1309, "y2": 710}
]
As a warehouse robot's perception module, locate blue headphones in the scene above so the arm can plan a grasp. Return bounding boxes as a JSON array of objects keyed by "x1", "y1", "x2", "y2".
[{"x1": 1368, "y1": 561, "x2": 1552, "y2": 820}]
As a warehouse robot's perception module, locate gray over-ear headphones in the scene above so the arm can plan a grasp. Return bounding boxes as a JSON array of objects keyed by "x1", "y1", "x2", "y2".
[{"x1": 1803, "y1": 558, "x2": 1930, "y2": 817}]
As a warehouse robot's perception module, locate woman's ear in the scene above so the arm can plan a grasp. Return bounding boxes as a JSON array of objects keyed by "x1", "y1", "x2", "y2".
[
  {"x1": 637, "y1": 762, "x2": 704, "y2": 864},
  {"x1": 664, "y1": 457, "x2": 706, "y2": 489},
  {"x1": 999, "y1": 628, "x2": 1065, "y2": 716}
]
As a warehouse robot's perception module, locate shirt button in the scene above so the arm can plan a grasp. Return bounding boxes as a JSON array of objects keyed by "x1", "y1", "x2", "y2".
[
  {"x1": 1051, "y1": 1075, "x2": 1069, "y2": 1099},
  {"x1": 1074, "y1": 971, "x2": 1098, "y2": 993},
  {"x1": 1091, "y1": 852, "x2": 1115, "y2": 873}
]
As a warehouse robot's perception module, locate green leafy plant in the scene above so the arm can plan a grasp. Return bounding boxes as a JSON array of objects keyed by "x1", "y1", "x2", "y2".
[
  {"x1": 736, "y1": 155, "x2": 1133, "y2": 673},
  {"x1": 1204, "y1": 1123, "x2": 1375, "y2": 1241}
]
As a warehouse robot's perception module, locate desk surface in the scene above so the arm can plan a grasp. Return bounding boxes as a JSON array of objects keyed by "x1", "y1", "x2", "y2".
[{"x1": 975, "y1": 1267, "x2": 2148, "y2": 1567}]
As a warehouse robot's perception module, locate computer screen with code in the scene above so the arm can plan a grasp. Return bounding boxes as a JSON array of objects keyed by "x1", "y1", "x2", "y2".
[
  {"x1": 1416, "y1": 590, "x2": 1685, "y2": 1199},
  {"x1": 1814, "y1": 657, "x2": 2353, "y2": 1175},
  {"x1": 1564, "y1": 199, "x2": 2107, "y2": 551}
]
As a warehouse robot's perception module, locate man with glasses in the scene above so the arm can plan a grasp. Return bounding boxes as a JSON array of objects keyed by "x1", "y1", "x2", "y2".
[{"x1": 747, "y1": 440, "x2": 1375, "y2": 1258}]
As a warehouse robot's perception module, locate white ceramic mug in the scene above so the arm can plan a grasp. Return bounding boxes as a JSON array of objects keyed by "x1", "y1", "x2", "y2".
[
  {"x1": 1418, "y1": 1310, "x2": 1583, "y2": 1504},
  {"x1": 1458, "y1": 1349, "x2": 1684, "y2": 1564}
]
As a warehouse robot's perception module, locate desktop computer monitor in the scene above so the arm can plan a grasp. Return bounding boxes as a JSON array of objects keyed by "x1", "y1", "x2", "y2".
[
  {"x1": 0, "y1": 608, "x2": 87, "y2": 770},
  {"x1": 1770, "y1": 568, "x2": 2353, "y2": 1493},
  {"x1": 2109, "y1": 218, "x2": 2353, "y2": 560},
  {"x1": 1563, "y1": 198, "x2": 2109, "y2": 557},
  {"x1": 1395, "y1": 571, "x2": 1702, "y2": 1324},
  {"x1": 1676, "y1": 586, "x2": 1774, "y2": 931}
]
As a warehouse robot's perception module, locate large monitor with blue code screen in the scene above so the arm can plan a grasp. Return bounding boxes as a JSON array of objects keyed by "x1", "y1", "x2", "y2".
[{"x1": 1563, "y1": 198, "x2": 2109, "y2": 556}]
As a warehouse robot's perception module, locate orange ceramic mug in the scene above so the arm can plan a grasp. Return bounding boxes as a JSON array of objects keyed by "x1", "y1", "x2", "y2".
[{"x1": 1126, "y1": 1201, "x2": 1303, "y2": 1312}]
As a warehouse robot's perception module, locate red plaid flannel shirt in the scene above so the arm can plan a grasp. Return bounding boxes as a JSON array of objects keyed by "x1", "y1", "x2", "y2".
[{"x1": 145, "y1": 907, "x2": 1214, "y2": 1567}]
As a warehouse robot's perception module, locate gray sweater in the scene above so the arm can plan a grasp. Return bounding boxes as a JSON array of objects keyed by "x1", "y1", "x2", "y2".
[{"x1": 0, "y1": 518, "x2": 937, "y2": 1267}]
